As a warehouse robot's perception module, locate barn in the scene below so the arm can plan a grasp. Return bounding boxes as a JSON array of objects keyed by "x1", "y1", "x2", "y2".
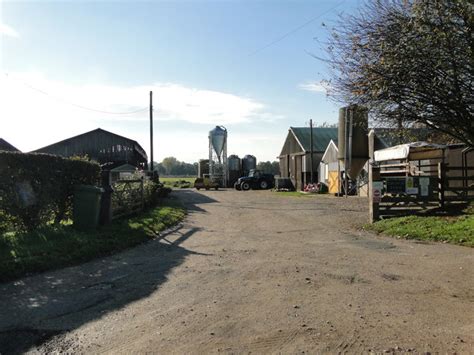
[
  {"x1": 278, "y1": 127, "x2": 338, "y2": 191},
  {"x1": 0, "y1": 138, "x2": 20, "y2": 152},
  {"x1": 33, "y1": 128, "x2": 148, "y2": 169}
]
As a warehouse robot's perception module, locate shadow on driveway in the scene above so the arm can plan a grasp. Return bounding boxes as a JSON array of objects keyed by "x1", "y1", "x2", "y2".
[{"x1": 0, "y1": 190, "x2": 213, "y2": 354}]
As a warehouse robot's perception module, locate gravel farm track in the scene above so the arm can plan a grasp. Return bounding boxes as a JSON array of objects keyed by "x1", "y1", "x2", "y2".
[{"x1": 0, "y1": 189, "x2": 473, "y2": 354}]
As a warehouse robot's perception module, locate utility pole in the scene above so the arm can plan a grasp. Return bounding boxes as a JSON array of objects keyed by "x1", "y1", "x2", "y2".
[
  {"x1": 309, "y1": 119, "x2": 314, "y2": 184},
  {"x1": 149, "y1": 91, "x2": 154, "y2": 172}
]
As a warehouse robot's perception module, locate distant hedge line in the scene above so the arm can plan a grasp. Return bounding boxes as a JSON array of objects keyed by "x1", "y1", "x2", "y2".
[{"x1": 0, "y1": 151, "x2": 100, "y2": 231}]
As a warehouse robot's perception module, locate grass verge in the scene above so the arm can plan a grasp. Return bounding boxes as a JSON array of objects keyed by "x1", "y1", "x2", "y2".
[
  {"x1": 366, "y1": 214, "x2": 474, "y2": 247},
  {"x1": 0, "y1": 200, "x2": 185, "y2": 283}
]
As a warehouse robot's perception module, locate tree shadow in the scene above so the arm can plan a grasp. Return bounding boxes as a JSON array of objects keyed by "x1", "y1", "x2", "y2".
[{"x1": 0, "y1": 194, "x2": 212, "y2": 354}]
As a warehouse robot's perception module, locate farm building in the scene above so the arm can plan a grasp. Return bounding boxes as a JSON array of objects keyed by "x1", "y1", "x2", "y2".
[
  {"x1": 33, "y1": 128, "x2": 148, "y2": 169},
  {"x1": 0, "y1": 138, "x2": 20, "y2": 152},
  {"x1": 318, "y1": 129, "x2": 435, "y2": 195},
  {"x1": 278, "y1": 127, "x2": 338, "y2": 190}
]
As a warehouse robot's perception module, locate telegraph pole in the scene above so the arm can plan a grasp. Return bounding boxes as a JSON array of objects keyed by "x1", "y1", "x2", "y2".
[
  {"x1": 149, "y1": 91, "x2": 154, "y2": 172},
  {"x1": 310, "y1": 119, "x2": 314, "y2": 184}
]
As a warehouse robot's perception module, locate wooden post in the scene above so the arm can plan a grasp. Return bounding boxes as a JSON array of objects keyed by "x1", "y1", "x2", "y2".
[
  {"x1": 99, "y1": 170, "x2": 114, "y2": 225},
  {"x1": 368, "y1": 130, "x2": 380, "y2": 223},
  {"x1": 140, "y1": 176, "x2": 145, "y2": 210},
  {"x1": 438, "y1": 162, "x2": 445, "y2": 209},
  {"x1": 149, "y1": 91, "x2": 154, "y2": 172},
  {"x1": 369, "y1": 163, "x2": 381, "y2": 223},
  {"x1": 309, "y1": 119, "x2": 314, "y2": 184}
]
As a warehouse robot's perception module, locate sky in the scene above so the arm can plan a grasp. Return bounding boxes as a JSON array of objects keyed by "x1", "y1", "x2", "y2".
[{"x1": 1, "y1": 0, "x2": 362, "y2": 163}]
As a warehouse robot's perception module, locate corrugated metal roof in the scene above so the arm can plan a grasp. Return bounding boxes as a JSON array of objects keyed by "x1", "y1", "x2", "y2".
[{"x1": 290, "y1": 127, "x2": 338, "y2": 153}]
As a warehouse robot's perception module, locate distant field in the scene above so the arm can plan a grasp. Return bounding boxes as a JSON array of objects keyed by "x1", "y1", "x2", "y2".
[{"x1": 161, "y1": 177, "x2": 196, "y2": 188}]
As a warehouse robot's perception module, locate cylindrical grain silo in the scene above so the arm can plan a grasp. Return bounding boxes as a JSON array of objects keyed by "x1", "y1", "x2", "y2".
[
  {"x1": 209, "y1": 126, "x2": 227, "y2": 161},
  {"x1": 227, "y1": 154, "x2": 241, "y2": 187},
  {"x1": 242, "y1": 155, "x2": 257, "y2": 176},
  {"x1": 337, "y1": 105, "x2": 369, "y2": 179}
]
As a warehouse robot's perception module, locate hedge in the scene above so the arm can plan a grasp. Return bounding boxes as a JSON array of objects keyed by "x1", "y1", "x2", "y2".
[{"x1": 0, "y1": 151, "x2": 100, "y2": 231}]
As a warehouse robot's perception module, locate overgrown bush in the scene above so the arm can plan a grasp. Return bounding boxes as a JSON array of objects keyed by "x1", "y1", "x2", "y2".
[{"x1": 0, "y1": 151, "x2": 100, "y2": 231}]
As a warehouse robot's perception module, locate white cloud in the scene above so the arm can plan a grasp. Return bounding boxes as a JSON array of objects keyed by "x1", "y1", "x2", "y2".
[
  {"x1": 0, "y1": 23, "x2": 19, "y2": 38},
  {"x1": 0, "y1": 72, "x2": 283, "y2": 161},
  {"x1": 298, "y1": 81, "x2": 329, "y2": 94}
]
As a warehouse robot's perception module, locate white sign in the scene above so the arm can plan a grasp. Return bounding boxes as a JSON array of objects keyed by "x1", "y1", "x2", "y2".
[
  {"x1": 407, "y1": 187, "x2": 419, "y2": 195},
  {"x1": 420, "y1": 177, "x2": 430, "y2": 187}
]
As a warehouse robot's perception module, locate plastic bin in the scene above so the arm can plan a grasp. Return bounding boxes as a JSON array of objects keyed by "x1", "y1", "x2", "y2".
[{"x1": 73, "y1": 185, "x2": 104, "y2": 231}]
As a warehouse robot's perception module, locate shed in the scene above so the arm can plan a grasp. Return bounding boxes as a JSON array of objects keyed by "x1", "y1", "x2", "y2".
[
  {"x1": 33, "y1": 128, "x2": 148, "y2": 169},
  {"x1": 278, "y1": 127, "x2": 338, "y2": 190},
  {"x1": 0, "y1": 138, "x2": 20, "y2": 152},
  {"x1": 319, "y1": 140, "x2": 341, "y2": 193},
  {"x1": 110, "y1": 163, "x2": 144, "y2": 182}
]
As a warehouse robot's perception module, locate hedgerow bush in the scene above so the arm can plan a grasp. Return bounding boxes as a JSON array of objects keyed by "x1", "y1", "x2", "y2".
[{"x1": 0, "y1": 151, "x2": 100, "y2": 231}]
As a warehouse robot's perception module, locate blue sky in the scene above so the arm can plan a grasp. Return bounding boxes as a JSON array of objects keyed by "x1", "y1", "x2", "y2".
[{"x1": 1, "y1": 0, "x2": 362, "y2": 162}]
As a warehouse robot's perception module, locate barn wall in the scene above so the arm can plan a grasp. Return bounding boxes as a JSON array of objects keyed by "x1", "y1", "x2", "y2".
[
  {"x1": 280, "y1": 131, "x2": 304, "y2": 156},
  {"x1": 35, "y1": 130, "x2": 147, "y2": 167},
  {"x1": 279, "y1": 155, "x2": 289, "y2": 178},
  {"x1": 302, "y1": 153, "x2": 323, "y2": 173}
]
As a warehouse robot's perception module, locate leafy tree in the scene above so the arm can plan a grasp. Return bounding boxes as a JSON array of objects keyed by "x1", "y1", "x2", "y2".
[
  {"x1": 324, "y1": 0, "x2": 473, "y2": 147},
  {"x1": 161, "y1": 157, "x2": 178, "y2": 175},
  {"x1": 155, "y1": 157, "x2": 197, "y2": 176},
  {"x1": 257, "y1": 161, "x2": 280, "y2": 175}
]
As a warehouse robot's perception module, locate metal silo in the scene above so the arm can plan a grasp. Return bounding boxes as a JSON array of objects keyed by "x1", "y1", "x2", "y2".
[
  {"x1": 228, "y1": 154, "x2": 241, "y2": 187},
  {"x1": 338, "y1": 105, "x2": 369, "y2": 179},
  {"x1": 209, "y1": 126, "x2": 228, "y2": 186},
  {"x1": 242, "y1": 155, "x2": 257, "y2": 176}
]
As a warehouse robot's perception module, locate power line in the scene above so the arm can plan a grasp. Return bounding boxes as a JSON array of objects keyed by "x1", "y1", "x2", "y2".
[
  {"x1": 248, "y1": 0, "x2": 346, "y2": 57},
  {"x1": 3, "y1": 72, "x2": 149, "y2": 115}
]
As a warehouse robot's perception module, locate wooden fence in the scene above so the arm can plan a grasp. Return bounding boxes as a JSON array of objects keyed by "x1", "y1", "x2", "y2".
[
  {"x1": 369, "y1": 163, "x2": 474, "y2": 222},
  {"x1": 111, "y1": 178, "x2": 145, "y2": 220}
]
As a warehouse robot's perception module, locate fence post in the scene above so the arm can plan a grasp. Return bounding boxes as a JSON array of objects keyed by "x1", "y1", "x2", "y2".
[
  {"x1": 140, "y1": 177, "x2": 145, "y2": 210},
  {"x1": 99, "y1": 170, "x2": 114, "y2": 225},
  {"x1": 438, "y1": 162, "x2": 445, "y2": 209},
  {"x1": 369, "y1": 162, "x2": 381, "y2": 223}
]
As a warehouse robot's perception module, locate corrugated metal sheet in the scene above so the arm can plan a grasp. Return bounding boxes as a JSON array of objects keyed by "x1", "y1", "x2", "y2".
[{"x1": 33, "y1": 128, "x2": 148, "y2": 167}]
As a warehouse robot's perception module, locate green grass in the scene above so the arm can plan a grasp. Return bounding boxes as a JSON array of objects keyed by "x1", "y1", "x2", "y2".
[
  {"x1": 0, "y1": 201, "x2": 185, "y2": 283},
  {"x1": 367, "y1": 214, "x2": 474, "y2": 247},
  {"x1": 160, "y1": 177, "x2": 196, "y2": 188}
]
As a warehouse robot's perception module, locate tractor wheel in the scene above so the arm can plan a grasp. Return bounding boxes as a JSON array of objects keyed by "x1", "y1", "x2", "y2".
[
  {"x1": 260, "y1": 180, "x2": 269, "y2": 189},
  {"x1": 241, "y1": 182, "x2": 251, "y2": 191}
]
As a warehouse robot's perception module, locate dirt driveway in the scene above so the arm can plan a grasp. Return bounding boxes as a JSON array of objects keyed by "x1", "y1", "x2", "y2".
[{"x1": 0, "y1": 189, "x2": 473, "y2": 354}]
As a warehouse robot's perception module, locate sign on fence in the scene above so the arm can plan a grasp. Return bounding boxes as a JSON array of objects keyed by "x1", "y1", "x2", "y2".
[
  {"x1": 419, "y1": 177, "x2": 430, "y2": 197},
  {"x1": 372, "y1": 181, "x2": 383, "y2": 203},
  {"x1": 386, "y1": 178, "x2": 406, "y2": 194}
]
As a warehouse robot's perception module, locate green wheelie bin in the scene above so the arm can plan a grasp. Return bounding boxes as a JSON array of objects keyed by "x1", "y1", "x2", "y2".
[{"x1": 73, "y1": 185, "x2": 104, "y2": 231}]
